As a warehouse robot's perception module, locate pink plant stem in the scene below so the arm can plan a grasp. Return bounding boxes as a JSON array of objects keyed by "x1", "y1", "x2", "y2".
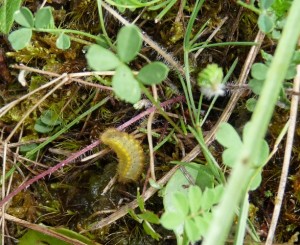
[{"x1": 0, "y1": 95, "x2": 185, "y2": 208}]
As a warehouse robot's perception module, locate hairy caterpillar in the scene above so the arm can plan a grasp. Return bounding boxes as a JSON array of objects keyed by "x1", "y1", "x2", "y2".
[{"x1": 100, "y1": 128, "x2": 145, "y2": 183}]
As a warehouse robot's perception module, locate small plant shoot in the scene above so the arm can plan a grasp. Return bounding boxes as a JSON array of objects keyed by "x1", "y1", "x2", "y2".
[{"x1": 197, "y1": 63, "x2": 224, "y2": 98}]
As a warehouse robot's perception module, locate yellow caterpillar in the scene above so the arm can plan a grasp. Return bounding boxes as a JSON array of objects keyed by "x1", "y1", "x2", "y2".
[{"x1": 100, "y1": 128, "x2": 145, "y2": 183}]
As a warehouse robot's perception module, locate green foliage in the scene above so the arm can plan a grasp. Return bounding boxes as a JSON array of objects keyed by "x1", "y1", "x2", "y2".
[
  {"x1": 247, "y1": 49, "x2": 299, "y2": 111},
  {"x1": 86, "y1": 25, "x2": 169, "y2": 103},
  {"x1": 197, "y1": 63, "x2": 224, "y2": 98},
  {"x1": 258, "y1": 13, "x2": 274, "y2": 33},
  {"x1": 159, "y1": 162, "x2": 222, "y2": 244},
  {"x1": 112, "y1": 64, "x2": 141, "y2": 103},
  {"x1": 34, "y1": 6, "x2": 54, "y2": 29},
  {"x1": 251, "y1": 63, "x2": 268, "y2": 80},
  {"x1": 117, "y1": 25, "x2": 142, "y2": 63},
  {"x1": 245, "y1": 97, "x2": 257, "y2": 112},
  {"x1": 137, "y1": 62, "x2": 169, "y2": 85},
  {"x1": 19, "y1": 227, "x2": 95, "y2": 245},
  {"x1": 128, "y1": 189, "x2": 161, "y2": 240},
  {"x1": 86, "y1": 44, "x2": 120, "y2": 71},
  {"x1": 13, "y1": 6, "x2": 34, "y2": 28},
  {"x1": 8, "y1": 6, "x2": 169, "y2": 103},
  {"x1": 8, "y1": 27, "x2": 32, "y2": 50},
  {"x1": 34, "y1": 110, "x2": 62, "y2": 133},
  {"x1": 19, "y1": 143, "x2": 38, "y2": 154},
  {"x1": 105, "y1": 0, "x2": 178, "y2": 21},
  {"x1": 0, "y1": 0, "x2": 23, "y2": 34},
  {"x1": 216, "y1": 122, "x2": 269, "y2": 189},
  {"x1": 160, "y1": 185, "x2": 224, "y2": 244},
  {"x1": 238, "y1": 0, "x2": 292, "y2": 35},
  {"x1": 56, "y1": 32, "x2": 71, "y2": 50},
  {"x1": 216, "y1": 123, "x2": 243, "y2": 167},
  {"x1": 8, "y1": 6, "x2": 67, "y2": 50}
]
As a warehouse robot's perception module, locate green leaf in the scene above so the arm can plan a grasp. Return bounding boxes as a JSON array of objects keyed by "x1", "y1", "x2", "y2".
[
  {"x1": 261, "y1": 50, "x2": 273, "y2": 64},
  {"x1": 213, "y1": 185, "x2": 224, "y2": 204},
  {"x1": 117, "y1": 25, "x2": 142, "y2": 63},
  {"x1": 188, "y1": 186, "x2": 202, "y2": 214},
  {"x1": 149, "y1": 178, "x2": 162, "y2": 189},
  {"x1": 200, "y1": 187, "x2": 222, "y2": 211},
  {"x1": 249, "y1": 172, "x2": 262, "y2": 190},
  {"x1": 246, "y1": 98, "x2": 257, "y2": 112},
  {"x1": 34, "y1": 120, "x2": 53, "y2": 133},
  {"x1": 194, "y1": 213, "x2": 211, "y2": 234},
  {"x1": 0, "y1": 0, "x2": 23, "y2": 34},
  {"x1": 164, "y1": 163, "x2": 200, "y2": 212},
  {"x1": 185, "y1": 219, "x2": 201, "y2": 242},
  {"x1": 19, "y1": 229, "x2": 68, "y2": 245},
  {"x1": 112, "y1": 64, "x2": 141, "y2": 104},
  {"x1": 249, "y1": 79, "x2": 264, "y2": 95},
  {"x1": 95, "y1": 34, "x2": 110, "y2": 48},
  {"x1": 128, "y1": 209, "x2": 142, "y2": 223},
  {"x1": 242, "y1": 122, "x2": 252, "y2": 141},
  {"x1": 137, "y1": 188, "x2": 145, "y2": 212},
  {"x1": 56, "y1": 33, "x2": 71, "y2": 50},
  {"x1": 54, "y1": 227, "x2": 95, "y2": 245},
  {"x1": 260, "y1": 0, "x2": 275, "y2": 10},
  {"x1": 222, "y1": 147, "x2": 239, "y2": 168},
  {"x1": 86, "y1": 44, "x2": 120, "y2": 71},
  {"x1": 197, "y1": 63, "x2": 224, "y2": 87},
  {"x1": 34, "y1": 7, "x2": 53, "y2": 29},
  {"x1": 20, "y1": 143, "x2": 38, "y2": 153},
  {"x1": 160, "y1": 211, "x2": 185, "y2": 230},
  {"x1": 173, "y1": 192, "x2": 189, "y2": 216},
  {"x1": 195, "y1": 165, "x2": 214, "y2": 190},
  {"x1": 14, "y1": 7, "x2": 34, "y2": 28},
  {"x1": 253, "y1": 140, "x2": 269, "y2": 167},
  {"x1": 142, "y1": 221, "x2": 161, "y2": 240},
  {"x1": 40, "y1": 110, "x2": 62, "y2": 126},
  {"x1": 138, "y1": 211, "x2": 160, "y2": 224},
  {"x1": 216, "y1": 122, "x2": 242, "y2": 149},
  {"x1": 8, "y1": 28, "x2": 32, "y2": 51},
  {"x1": 292, "y1": 50, "x2": 300, "y2": 63},
  {"x1": 258, "y1": 13, "x2": 274, "y2": 33},
  {"x1": 285, "y1": 65, "x2": 297, "y2": 79},
  {"x1": 251, "y1": 63, "x2": 268, "y2": 80},
  {"x1": 137, "y1": 62, "x2": 169, "y2": 85}
]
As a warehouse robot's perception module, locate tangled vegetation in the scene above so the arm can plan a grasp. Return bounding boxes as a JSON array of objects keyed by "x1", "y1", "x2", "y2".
[{"x1": 0, "y1": 0, "x2": 300, "y2": 244}]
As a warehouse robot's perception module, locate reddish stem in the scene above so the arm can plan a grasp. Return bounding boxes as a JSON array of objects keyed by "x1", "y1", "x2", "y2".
[{"x1": 0, "y1": 95, "x2": 185, "y2": 208}]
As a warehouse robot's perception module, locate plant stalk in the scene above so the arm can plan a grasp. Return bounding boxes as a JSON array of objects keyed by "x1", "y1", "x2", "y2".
[{"x1": 203, "y1": 1, "x2": 300, "y2": 244}]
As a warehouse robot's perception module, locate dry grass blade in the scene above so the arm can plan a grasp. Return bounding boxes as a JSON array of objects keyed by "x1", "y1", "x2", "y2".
[{"x1": 265, "y1": 53, "x2": 300, "y2": 245}]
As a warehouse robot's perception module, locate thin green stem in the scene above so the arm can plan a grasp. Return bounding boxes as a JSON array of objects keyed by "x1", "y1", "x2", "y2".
[
  {"x1": 201, "y1": 58, "x2": 238, "y2": 126},
  {"x1": 155, "y1": 0, "x2": 178, "y2": 22},
  {"x1": 97, "y1": 0, "x2": 114, "y2": 48},
  {"x1": 237, "y1": 0, "x2": 261, "y2": 14},
  {"x1": 196, "y1": 94, "x2": 203, "y2": 125},
  {"x1": 189, "y1": 126, "x2": 225, "y2": 184},
  {"x1": 33, "y1": 28, "x2": 102, "y2": 43},
  {"x1": 140, "y1": 84, "x2": 184, "y2": 135},
  {"x1": 183, "y1": 0, "x2": 206, "y2": 124},
  {"x1": 190, "y1": 41, "x2": 257, "y2": 52},
  {"x1": 189, "y1": 19, "x2": 210, "y2": 46},
  {"x1": 105, "y1": 0, "x2": 163, "y2": 8},
  {"x1": 177, "y1": 73, "x2": 195, "y2": 126}
]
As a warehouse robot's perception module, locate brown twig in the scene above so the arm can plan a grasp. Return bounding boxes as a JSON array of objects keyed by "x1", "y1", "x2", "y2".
[{"x1": 266, "y1": 56, "x2": 300, "y2": 245}]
